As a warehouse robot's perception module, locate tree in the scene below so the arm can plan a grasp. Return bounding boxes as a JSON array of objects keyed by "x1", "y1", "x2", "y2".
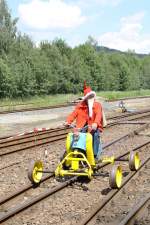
[
  {"x1": 141, "y1": 56, "x2": 150, "y2": 89},
  {"x1": 86, "y1": 36, "x2": 98, "y2": 50},
  {"x1": 0, "y1": 1, "x2": 149, "y2": 98},
  {"x1": 0, "y1": 0, "x2": 18, "y2": 54},
  {"x1": 52, "y1": 38, "x2": 72, "y2": 58},
  {"x1": 0, "y1": 58, "x2": 12, "y2": 97}
]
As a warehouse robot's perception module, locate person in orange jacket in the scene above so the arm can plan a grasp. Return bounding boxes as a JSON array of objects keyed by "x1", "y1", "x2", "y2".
[{"x1": 64, "y1": 82, "x2": 105, "y2": 161}]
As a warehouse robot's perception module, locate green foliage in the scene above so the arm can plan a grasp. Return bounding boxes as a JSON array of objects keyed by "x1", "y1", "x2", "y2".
[
  {"x1": 98, "y1": 90, "x2": 150, "y2": 100},
  {"x1": 0, "y1": 0, "x2": 18, "y2": 54},
  {"x1": 0, "y1": 58, "x2": 13, "y2": 97},
  {"x1": 141, "y1": 56, "x2": 150, "y2": 89},
  {"x1": 0, "y1": 0, "x2": 150, "y2": 99}
]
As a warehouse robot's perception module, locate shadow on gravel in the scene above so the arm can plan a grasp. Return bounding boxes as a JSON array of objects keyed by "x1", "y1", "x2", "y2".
[
  {"x1": 101, "y1": 187, "x2": 111, "y2": 195},
  {"x1": 123, "y1": 171, "x2": 129, "y2": 177}
]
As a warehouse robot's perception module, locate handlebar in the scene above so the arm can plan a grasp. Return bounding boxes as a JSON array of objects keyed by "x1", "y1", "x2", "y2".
[{"x1": 65, "y1": 124, "x2": 91, "y2": 132}]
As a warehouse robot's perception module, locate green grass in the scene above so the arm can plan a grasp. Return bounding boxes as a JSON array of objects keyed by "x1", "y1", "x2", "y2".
[
  {"x1": 97, "y1": 90, "x2": 150, "y2": 100},
  {"x1": 0, "y1": 94, "x2": 78, "y2": 110},
  {"x1": 0, "y1": 90, "x2": 150, "y2": 110}
]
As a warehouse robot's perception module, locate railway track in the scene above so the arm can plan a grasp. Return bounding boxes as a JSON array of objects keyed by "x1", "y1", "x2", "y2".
[
  {"x1": 118, "y1": 193, "x2": 150, "y2": 225},
  {"x1": 0, "y1": 118, "x2": 149, "y2": 158},
  {"x1": 1, "y1": 137, "x2": 149, "y2": 205},
  {"x1": 0, "y1": 111, "x2": 149, "y2": 183},
  {"x1": 1, "y1": 109, "x2": 150, "y2": 144},
  {"x1": 0, "y1": 138, "x2": 149, "y2": 224},
  {"x1": 1, "y1": 107, "x2": 150, "y2": 139},
  {"x1": 0, "y1": 127, "x2": 69, "y2": 144},
  {"x1": 0, "y1": 108, "x2": 150, "y2": 224},
  {"x1": 0, "y1": 121, "x2": 148, "y2": 174},
  {"x1": 0, "y1": 95, "x2": 149, "y2": 114},
  {"x1": 107, "y1": 110, "x2": 150, "y2": 127},
  {"x1": 0, "y1": 107, "x2": 150, "y2": 149},
  {"x1": 0, "y1": 109, "x2": 149, "y2": 158},
  {"x1": 77, "y1": 156, "x2": 150, "y2": 225},
  {"x1": 107, "y1": 108, "x2": 150, "y2": 120},
  {"x1": 0, "y1": 122, "x2": 147, "y2": 171},
  {"x1": 0, "y1": 128, "x2": 70, "y2": 157},
  {"x1": 0, "y1": 103, "x2": 74, "y2": 115},
  {"x1": 106, "y1": 95, "x2": 150, "y2": 102}
]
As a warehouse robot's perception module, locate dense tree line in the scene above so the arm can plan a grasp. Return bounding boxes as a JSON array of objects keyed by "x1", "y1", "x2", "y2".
[{"x1": 0, "y1": 0, "x2": 150, "y2": 98}]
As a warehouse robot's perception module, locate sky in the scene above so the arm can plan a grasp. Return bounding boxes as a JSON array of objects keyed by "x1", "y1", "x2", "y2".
[{"x1": 6, "y1": 0, "x2": 150, "y2": 53}]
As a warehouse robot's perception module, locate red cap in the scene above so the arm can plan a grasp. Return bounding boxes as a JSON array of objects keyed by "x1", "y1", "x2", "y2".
[{"x1": 83, "y1": 81, "x2": 96, "y2": 100}]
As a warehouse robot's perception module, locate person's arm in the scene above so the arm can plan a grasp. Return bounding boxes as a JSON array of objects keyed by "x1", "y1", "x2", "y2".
[
  {"x1": 66, "y1": 106, "x2": 78, "y2": 124},
  {"x1": 94, "y1": 103, "x2": 102, "y2": 125}
]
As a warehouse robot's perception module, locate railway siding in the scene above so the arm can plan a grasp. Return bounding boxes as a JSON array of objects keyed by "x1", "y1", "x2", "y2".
[{"x1": 0, "y1": 107, "x2": 150, "y2": 224}]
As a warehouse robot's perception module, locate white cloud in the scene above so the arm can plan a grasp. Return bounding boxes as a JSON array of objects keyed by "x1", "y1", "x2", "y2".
[
  {"x1": 77, "y1": 0, "x2": 122, "y2": 7},
  {"x1": 18, "y1": 0, "x2": 86, "y2": 30},
  {"x1": 94, "y1": 0, "x2": 122, "y2": 6},
  {"x1": 98, "y1": 12, "x2": 150, "y2": 53}
]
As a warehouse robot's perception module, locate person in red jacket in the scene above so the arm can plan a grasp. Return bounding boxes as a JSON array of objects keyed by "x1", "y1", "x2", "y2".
[{"x1": 64, "y1": 83, "x2": 104, "y2": 161}]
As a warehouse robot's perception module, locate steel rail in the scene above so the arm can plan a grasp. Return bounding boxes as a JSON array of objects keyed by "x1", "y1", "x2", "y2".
[
  {"x1": 0, "y1": 127, "x2": 70, "y2": 145},
  {"x1": 0, "y1": 140, "x2": 149, "y2": 223},
  {"x1": 130, "y1": 112, "x2": 150, "y2": 120},
  {"x1": 117, "y1": 120, "x2": 150, "y2": 124},
  {"x1": 121, "y1": 112, "x2": 150, "y2": 123},
  {"x1": 118, "y1": 193, "x2": 150, "y2": 225},
  {"x1": 0, "y1": 110, "x2": 149, "y2": 145},
  {"x1": 0, "y1": 129, "x2": 69, "y2": 149},
  {"x1": 112, "y1": 111, "x2": 150, "y2": 122},
  {"x1": 103, "y1": 123, "x2": 149, "y2": 150},
  {"x1": 107, "y1": 108, "x2": 150, "y2": 120},
  {"x1": 0, "y1": 176, "x2": 78, "y2": 223},
  {"x1": 0, "y1": 106, "x2": 149, "y2": 222},
  {"x1": 0, "y1": 103, "x2": 75, "y2": 115},
  {"x1": 1, "y1": 134, "x2": 142, "y2": 205},
  {"x1": 0, "y1": 174, "x2": 54, "y2": 205},
  {"x1": 0, "y1": 123, "x2": 148, "y2": 157},
  {"x1": 0, "y1": 161, "x2": 21, "y2": 171},
  {"x1": 0, "y1": 97, "x2": 149, "y2": 115},
  {"x1": 0, "y1": 108, "x2": 149, "y2": 142},
  {"x1": 76, "y1": 156, "x2": 150, "y2": 225},
  {"x1": 107, "y1": 112, "x2": 150, "y2": 127},
  {"x1": 0, "y1": 133, "x2": 67, "y2": 157}
]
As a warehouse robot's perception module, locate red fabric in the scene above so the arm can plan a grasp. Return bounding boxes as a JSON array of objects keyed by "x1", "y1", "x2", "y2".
[
  {"x1": 84, "y1": 81, "x2": 87, "y2": 90},
  {"x1": 66, "y1": 101, "x2": 103, "y2": 132},
  {"x1": 83, "y1": 81, "x2": 92, "y2": 96},
  {"x1": 84, "y1": 86, "x2": 92, "y2": 96}
]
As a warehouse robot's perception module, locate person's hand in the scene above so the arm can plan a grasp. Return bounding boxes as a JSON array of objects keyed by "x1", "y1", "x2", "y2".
[{"x1": 92, "y1": 123, "x2": 97, "y2": 130}]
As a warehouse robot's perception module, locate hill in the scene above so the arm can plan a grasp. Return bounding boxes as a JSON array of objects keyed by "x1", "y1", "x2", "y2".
[{"x1": 96, "y1": 46, "x2": 148, "y2": 58}]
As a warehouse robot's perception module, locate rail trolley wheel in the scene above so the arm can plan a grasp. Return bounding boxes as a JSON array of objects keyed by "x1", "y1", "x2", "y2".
[
  {"x1": 109, "y1": 165, "x2": 122, "y2": 189},
  {"x1": 28, "y1": 160, "x2": 43, "y2": 184},
  {"x1": 129, "y1": 151, "x2": 140, "y2": 171}
]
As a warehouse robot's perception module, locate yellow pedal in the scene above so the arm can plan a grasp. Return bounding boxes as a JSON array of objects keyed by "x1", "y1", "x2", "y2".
[{"x1": 102, "y1": 156, "x2": 115, "y2": 164}]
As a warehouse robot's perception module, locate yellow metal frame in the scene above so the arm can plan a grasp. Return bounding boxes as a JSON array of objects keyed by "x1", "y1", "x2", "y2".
[
  {"x1": 32, "y1": 161, "x2": 43, "y2": 183},
  {"x1": 134, "y1": 152, "x2": 140, "y2": 170},
  {"x1": 101, "y1": 156, "x2": 115, "y2": 164},
  {"x1": 115, "y1": 165, "x2": 122, "y2": 188},
  {"x1": 55, "y1": 150, "x2": 93, "y2": 179},
  {"x1": 59, "y1": 132, "x2": 116, "y2": 180},
  {"x1": 66, "y1": 132, "x2": 96, "y2": 166},
  {"x1": 66, "y1": 133, "x2": 72, "y2": 154},
  {"x1": 86, "y1": 133, "x2": 95, "y2": 166}
]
